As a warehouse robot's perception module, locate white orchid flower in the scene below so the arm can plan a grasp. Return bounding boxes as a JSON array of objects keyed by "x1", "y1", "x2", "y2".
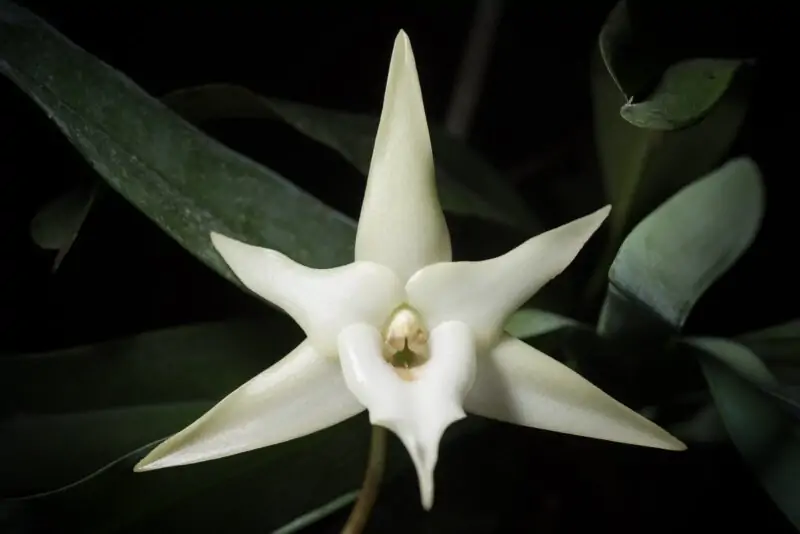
[{"x1": 135, "y1": 30, "x2": 685, "y2": 509}]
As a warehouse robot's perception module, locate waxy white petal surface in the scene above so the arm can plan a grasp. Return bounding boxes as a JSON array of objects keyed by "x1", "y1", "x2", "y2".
[
  {"x1": 355, "y1": 31, "x2": 451, "y2": 282},
  {"x1": 464, "y1": 336, "x2": 686, "y2": 450},
  {"x1": 211, "y1": 232, "x2": 404, "y2": 354},
  {"x1": 406, "y1": 206, "x2": 611, "y2": 347},
  {"x1": 337, "y1": 321, "x2": 476, "y2": 509},
  {"x1": 135, "y1": 341, "x2": 365, "y2": 471},
  {"x1": 133, "y1": 29, "x2": 685, "y2": 512}
]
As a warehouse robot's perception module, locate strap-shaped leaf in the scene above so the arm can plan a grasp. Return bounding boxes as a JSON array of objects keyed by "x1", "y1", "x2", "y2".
[
  {"x1": 686, "y1": 338, "x2": 800, "y2": 529},
  {"x1": 0, "y1": 317, "x2": 299, "y2": 498},
  {"x1": 592, "y1": 0, "x2": 753, "y2": 267},
  {"x1": 162, "y1": 84, "x2": 540, "y2": 232},
  {"x1": 602, "y1": 158, "x2": 764, "y2": 331},
  {"x1": 0, "y1": 1, "x2": 355, "y2": 291},
  {"x1": 621, "y1": 59, "x2": 746, "y2": 131}
]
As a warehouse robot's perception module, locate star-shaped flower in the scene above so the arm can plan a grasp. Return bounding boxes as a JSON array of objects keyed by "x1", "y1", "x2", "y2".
[{"x1": 135, "y1": 30, "x2": 685, "y2": 509}]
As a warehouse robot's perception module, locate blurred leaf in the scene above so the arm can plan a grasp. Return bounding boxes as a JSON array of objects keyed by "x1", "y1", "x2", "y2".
[
  {"x1": 590, "y1": 32, "x2": 752, "y2": 259},
  {"x1": 739, "y1": 320, "x2": 800, "y2": 384},
  {"x1": 15, "y1": 417, "x2": 488, "y2": 534},
  {"x1": 0, "y1": 314, "x2": 378, "y2": 533},
  {"x1": 0, "y1": 312, "x2": 492, "y2": 533},
  {"x1": 602, "y1": 157, "x2": 764, "y2": 331},
  {"x1": 271, "y1": 491, "x2": 358, "y2": 534},
  {"x1": 29, "y1": 183, "x2": 98, "y2": 271},
  {"x1": 22, "y1": 417, "x2": 372, "y2": 534},
  {"x1": 740, "y1": 320, "x2": 800, "y2": 360},
  {"x1": 0, "y1": 2, "x2": 356, "y2": 295},
  {"x1": 598, "y1": 0, "x2": 663, "y2": 99},
  {"x1": 621, "y1": 59, "x2": 744, "y2": 130},
  {"x1": 687, "y1": 338, "x2": 800, "y2": 528},
  {"x1": 0, "y1": 315, "x2": 300, "y2": 498},
  {"x1": 504, "y1": 308, "x2": 584, "y2": 339},
  {"x1": 162, "y1": 84, "x2": 539, "y2": 232},
  {"x1": 668, "y1": 400, "x2": 728, "y2": 444}
]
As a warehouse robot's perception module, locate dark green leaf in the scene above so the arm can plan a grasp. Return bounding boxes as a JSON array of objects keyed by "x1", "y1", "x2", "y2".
[
  {"x1": 271, "y1": 491, "x2": 358, "y2": 534},
  {"x1": 668, "y1": 400, "x2": 728, "y2": 444},
  {"x1": 162, "y1": 84, "x2": 540, "y2": 232},
  {"x1": 620, "y1": 59, "x2": 745, "y2": 130},
  {"x1": 504, "y1": 308, "x2": 584, "y2": 340},
  {"x1": 597, "y1": 0, "x2": 663, "y2": 99},
  {"x1": 0, "y1": 315, "x2": 300, "y2": 498},
  {"x1": 29, "y1": 183, "x2": 98, "y2": 272},
  {"x1": 738, "y1": 320, "x2": 800, "y2": 384},
  {"x1": 0, "y1": 313, "x2": 380, "y2": 533},
  {"x1": 603, "y1": 158, "x2": 764, "y2": 330},
  {"x1": 590, "y1": 35, "x2": 752, "y2": 262},
  {"x1": 25, "y1": 417, "x2": 372, "y2": 534},
  {"x1": 0, "y1": 2, "x2": 355, "y2": 295},
  {"x1": 687, "y1": 338, "x2": 800, "y2": 528}
]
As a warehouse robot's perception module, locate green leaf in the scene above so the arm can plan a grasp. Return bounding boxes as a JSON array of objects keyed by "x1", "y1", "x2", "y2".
[
  {"x1": 738, "y1": 320, "x2": 800, "y2": 384},
  {"x1": 271, "y1": 491, "x2": 358, "y2": 534},
  {"x1": 162, "y1": 84, "x2": 540, "y2": 232},
  {"x1": 602, "y1": 157, "x2": 764, "y2": 331},
  {"x1": 504, "y1": 308, "x2": 584, "y2": 339},
  {"x1": 597, "y1": 0, "x2": 664, "y2": 99},
  {"x1": 686, "y1": 338, "x2": 800, "y2": 528},
  {"x1": 0, "y1": 2, "x2": 356, "y2": 294},
  {"x1": 25, "y1": 417, "x2": 372, "y2": 534},
  {"x1": 0, "y1": 314, "x2": 380, "y2": 533},
  {"x1": 620, "y1": 59, "x2": 745, "y2": 130},
  {"x1": 29, "y1": 183, "x2": 98, "y2": 272},
  {"x1": 0, "y1": 315, "x2": 300, "y2": 498},
  {"x1": 668, "y1": 400, "x2": 728, "y2": 444},
  {"x1": 591, "y1": 8, "x2": 753, "y2": 255}
]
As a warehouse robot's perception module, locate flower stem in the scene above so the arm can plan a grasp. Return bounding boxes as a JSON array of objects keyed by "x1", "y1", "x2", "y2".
[{"x1": 340, "y1": 426, "x2": 388, "y2": 534}]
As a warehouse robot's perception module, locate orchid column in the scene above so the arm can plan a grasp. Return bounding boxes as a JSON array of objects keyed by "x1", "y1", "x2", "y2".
[{"x1": 135, "y1": 30, "x2": 685, "y2": 510}]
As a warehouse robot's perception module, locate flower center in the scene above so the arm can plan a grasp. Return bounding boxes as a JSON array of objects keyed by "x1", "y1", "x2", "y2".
[{"x1": 382, "y1": 306, "x2": 429, "y2": 380}]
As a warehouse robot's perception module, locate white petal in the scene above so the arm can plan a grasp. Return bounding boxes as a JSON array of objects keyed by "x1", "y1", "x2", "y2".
[
  {"x1": 134, "y1": 340, "x2": 364, "y2": 471},
  {"x1": 337, "y1": 321, "x2": 475, "y2": 509},
  {"x1": 211, "y1": 232, "x2": 404, "y2": 354},
  {"x1": 465, "y1": 336, "x2": 686, "y2": 450},
  {"x1": 354, "y1": 30, "x2": 451, "y2": 282},
  {"x1": 407, "y1": 206, "x2": 610, "y2": 347}
]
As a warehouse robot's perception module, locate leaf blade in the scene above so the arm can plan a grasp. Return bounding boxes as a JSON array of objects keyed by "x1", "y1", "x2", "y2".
[
  {"x1": 0, "y1": 2, "x2": 356, "y2": 292},
  {"x1": 604, "y1": 157, "x2": 764, "y2": 330},
  {"x1": 162, "y1": 84, "x2": 540, "y2": 232}
]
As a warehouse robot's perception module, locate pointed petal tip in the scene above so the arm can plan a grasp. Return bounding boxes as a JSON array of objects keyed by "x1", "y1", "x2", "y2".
[
  {"x1": 394, "y1": 29, "x2": 410, "y2": 45},
  {"x1": 586, "y1": 204, "x2": 612, "y2": 228},
  {"x1": 386, "y1": 424, "x2": 439, "y2": 512},
  {"x1": 209, "y1": 231, "x2": 246, "y2": 262},
  {"x1": 131, "y1": 438, "x2": 191, "y2": 473},
  {"x1": 375, "y1": 411, "x2": 466, "y2": 511},
  {"x1": 132, "y1": 448, "x2": 169, "y2": 473},
  {"x1": 209, "y1": 230, "x2": 238, "y2": 252},
  {"x1": 660, "y1": 434, "x2": 688, "y2": 452},
  {"x1": 420, "y1": 474, "x2": 435, "y2": 511},
  {"x1": 390, "y1": 29, "x2": 414, "y2": 70},
  {"x1": 623, "y1": 425, "x2": 687, "y2": 451},
  {"x1": 132, "y1": 460, "x2": 149, "y2": 473}
]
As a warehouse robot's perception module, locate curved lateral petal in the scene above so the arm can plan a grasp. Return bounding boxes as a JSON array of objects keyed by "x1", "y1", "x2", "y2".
[
  {"x1": 211, "y1": 232, "x2": 404, "y2": 353},
  {"x1": 134, "y1": 340, "x2": 365, "y2": 471},
  {"x1": 337, "y1": 321, "x2": 475, "y2": 509},
  {"x1": 464, "y1": 336, "x2": 685, "y2": 450},
  {"x1": 407, "y1": 206, "x2": 610, "y2": 347},
  {"x1": 355, "y1": 30, "x2": 452, "y2": 282}
]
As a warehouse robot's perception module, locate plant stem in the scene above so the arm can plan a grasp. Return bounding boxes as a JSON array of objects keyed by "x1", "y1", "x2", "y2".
[
  {"x1": 340, "y1": 426, "x2": 388, "y2": 534},
  {"x1": 445, "y1": 0, "x2": 504, "y2": 139}
]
